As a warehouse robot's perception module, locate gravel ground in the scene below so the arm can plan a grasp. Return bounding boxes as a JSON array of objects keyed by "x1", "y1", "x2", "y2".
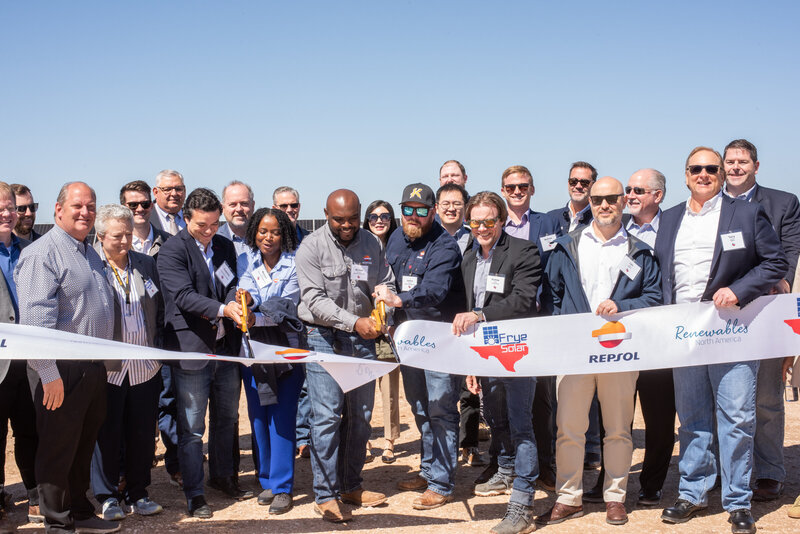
[{"x1": 3, "y1": 375, "x2": 799, "y2": 533}]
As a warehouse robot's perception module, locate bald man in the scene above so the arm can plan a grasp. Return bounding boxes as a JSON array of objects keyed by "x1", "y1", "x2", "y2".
[
  {"x1": 538, "y1": 177, "x2": 662, "y2": 528},
  {"x1": 295, "y1": 189, "x2": 396, "y2": 522}
]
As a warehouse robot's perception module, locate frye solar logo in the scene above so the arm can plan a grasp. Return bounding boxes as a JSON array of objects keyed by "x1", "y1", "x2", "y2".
[
  {"x1": 483, "y1": 325, "x2": 500, "y2": 345},
  {"x1": 783, "y1": 297, "x2": 800, "y2": 335}
]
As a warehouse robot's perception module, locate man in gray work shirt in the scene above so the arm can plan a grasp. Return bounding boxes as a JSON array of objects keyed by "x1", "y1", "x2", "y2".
[
  {"x1": 15, "y1": 181, "x2": 120, "y2": 534},
  {"x1": 295, "y1": 189, "x2": 396, "y2": 523}
]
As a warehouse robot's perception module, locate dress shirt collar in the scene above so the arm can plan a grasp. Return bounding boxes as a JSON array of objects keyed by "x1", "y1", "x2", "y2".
[
  {"x1": 132, "y1": 225, "x2": 154, "y2": 250},
  {"x1": 685, "y1": 191, "x2": 723, "y2": 216},
  {"x1": 51, "y1": 224, "x2": 89, "y2": 255},
  {"x1": 0, "y1": 233, "x2": 20, "y2": 254},
  {"x1": 723, "y1": 183, "x2": 757, "y2": 202},
  {"x1": 504, "y1": 209, "x2": 530, "y2": 229},
  {"x1": 582, "y1": 222, "x2": 628, "y2": 246},
  {"x1": 155, "y1": 204, "x2": 184, "y2": 224},
  {"x1": 627, "y1": 210, "x2": 661, "y2": 233}
]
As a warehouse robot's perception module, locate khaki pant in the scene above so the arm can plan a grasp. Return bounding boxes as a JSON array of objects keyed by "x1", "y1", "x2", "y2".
[
  {"x1": 376, "y1": 368, "x2": 401, "y2": 441},
  {"x1": 555, "y1": 371, "x2": 638, "y2": 506}
]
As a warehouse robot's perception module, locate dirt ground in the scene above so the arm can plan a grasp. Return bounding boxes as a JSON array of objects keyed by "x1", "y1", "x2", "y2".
[{"x1": 3, "y1": 376, "x2": 800, "y2": 534}]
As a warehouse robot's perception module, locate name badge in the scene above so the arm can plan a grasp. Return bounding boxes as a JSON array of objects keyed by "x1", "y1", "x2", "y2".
[
  {"x1": 540, "y1": 234, "x2": 557, "y2": 252},
  {"x1": 123, "y1": 312, "x2": 139, "y2": 333},
  {"x1": 252, "y1": 265, "x2": 270, "y2": 289},
  {"x1": 351, "y1": 263, "x2": 369, "y2": 282},
  {"x1": 143, "y1": 278, "x2": 159, "y2": 297},
  {"x1": 721, "y1": 231, "x2": 745, "y2": 251},
  {"x1": 618, "y1": 255, "x2": 642, "y2": 281},
  {"x1": 402, "y1": 275, "x2": 418, "y2": 291},
  {"x1": 486, "y1": 274, "x2": 505, "y2": 293},
  {"x1": 215, "y1": 262, "x2": 235, "y2": 287}
]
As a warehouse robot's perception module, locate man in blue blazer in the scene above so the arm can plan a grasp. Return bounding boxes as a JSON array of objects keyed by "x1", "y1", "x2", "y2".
[
  {"x1": 547, "y1": 161, "x2": 597, "y2": 234},
  {"x1": 723, "y1": 139, "x2": 800, "y2": 501},
  {"x1": 656, "y1": 147, "x2": 787, "y2": 534},
  {"x1": 157, "y1": 188, "x2": 251, "y2": 519}
]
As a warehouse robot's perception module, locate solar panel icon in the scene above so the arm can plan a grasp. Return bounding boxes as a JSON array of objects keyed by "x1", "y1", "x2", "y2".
[{"x1": 483, "y1": 325, "x2": 500, "y2": 345}]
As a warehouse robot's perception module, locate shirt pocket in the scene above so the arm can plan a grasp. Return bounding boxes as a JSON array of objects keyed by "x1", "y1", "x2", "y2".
[{"x1": 321, "y1": 264, "x2": 349, "y2": 296}]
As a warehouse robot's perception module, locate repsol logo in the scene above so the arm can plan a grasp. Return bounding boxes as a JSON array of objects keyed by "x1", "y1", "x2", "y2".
[{"x1": 588, "y1": 352, "x2": 639, "y2": 363}]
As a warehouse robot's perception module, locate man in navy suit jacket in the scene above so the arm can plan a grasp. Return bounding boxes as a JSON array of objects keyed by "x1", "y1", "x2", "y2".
[
  {"x1": 723, "y1": 139, "x2": 800, "y2": 501},
  {"x1": 157, "y1": 188, "x2": 251, "y2": 518},
  {"x1": 547, "y1": 161, "x2": 597, "y2": 234},
  {"x1": 656, "y1": 147, "x2": 787, "y2": 534}
]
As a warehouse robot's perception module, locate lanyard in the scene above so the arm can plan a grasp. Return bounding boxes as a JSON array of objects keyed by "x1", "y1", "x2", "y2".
[{"x1": 110, "y1": 262, "x2": 132, "y2": 305}]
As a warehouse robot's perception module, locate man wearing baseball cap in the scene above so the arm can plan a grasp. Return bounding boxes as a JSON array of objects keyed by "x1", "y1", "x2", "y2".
[{"x1": 375, "y1": 182, "x2": 465, "y2": 510}]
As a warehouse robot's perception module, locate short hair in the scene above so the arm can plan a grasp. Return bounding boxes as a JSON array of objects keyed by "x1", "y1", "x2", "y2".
[
  {"x1": 10, "y1": 184, "x2": 31, "y2": 198},
  {"x1": 119, "y1": 180, "x2": 152, "y2": 203},
  {"x1": 155, "y1": 169, "x2": 184, "y2": 186},
  {"x1": 273, "y1": 186, "x2": 300, "y2": 205},
  {"x1": 436, "y1": 183, "x2": 469, "y2": 204},
  {"x1": 222, "y1": 180, "x2": 254, "y2": 202},
  {"x1": 244, "y1": 207, "x2": 298, "y2": 253},
  {"x1": 501, "y1": 165, "x2": 533, "y2": 186},
  {"x1": 0, "y1": 182, "x2": 14, "y2": 203},
  {"x1": 465, "y1": 191, "x2": 508, "y2": 222},
  {"x1": 647, "y1": 169, "x2": 667, "y2": 194},
  {"x1": 183, "y1": 188, "x2": 222, "y2": 220},
  {"x1": 569, "y1": 161, "x2": 598, "y2": 181},
  {"x1": 439, "y1": 160, "x2": 466, "y2": 177},
  {"x1": 685, "y1": 146, "x2": 722, "y2": 169},
  {"x1": 724, "y1": 139, "x2": 758, "y2": 162},
  {"x1": 56, "y1": 181, "x2": 96, "y2": 205},
  {"x1": 95, "y1": 204, "x2": 133, "y2": 236},
  {"x1": 362, "y1": 200, "x2": 398, "y2": 236}
]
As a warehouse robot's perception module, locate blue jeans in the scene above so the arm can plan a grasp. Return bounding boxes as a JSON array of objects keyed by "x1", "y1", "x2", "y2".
[
  {"x1": 157, "y1": 365, "x2": 180, "y2": 476},
  {"x1": 753, "y1": 357, "x2": 785, "y2": 482},
  {"x1": 481, "y1": 376, "x2": 538, "y2": 506},
  {"x1": 673, "y1": 361, "x2": 758, "y2": 511},
  {"x1": 295, "y1": 376, "x2": 311, "y2": 447},
  {"x1": 400, "y1": 367, "x2": 460, "y2": 496},
  {"x1": 172, "y1": 361, "x2": 241, "y2": 500},
  {"x1": 304, "y1": 325, "x2": 376, "y2": 504}
]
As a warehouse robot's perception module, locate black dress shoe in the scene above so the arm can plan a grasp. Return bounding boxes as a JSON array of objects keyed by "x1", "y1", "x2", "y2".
[
  {"x1": 728, "y1": 509, "x2": 756, "y2": 534},
  {"x1": 208, "y1": 477, "x2": 254, "y2": 501},
  {"x1": 638, "y1": 489, "x2": 662, "y2": 506},
  {"x1": 257, "y1": 489, "x2": 274, "y2": 506},
  {"x1": 188, "y1": 496, "x2": 212, "y2": 519},
  {"x1": 661, "y1": 499, "x2": 707, "y2": 523},
  {"x1": 752, "y1": 478, "x2": 784, "y2": 502},
  {"x1": 269, "y1": 493, "x2": 293, "y2": 515}
]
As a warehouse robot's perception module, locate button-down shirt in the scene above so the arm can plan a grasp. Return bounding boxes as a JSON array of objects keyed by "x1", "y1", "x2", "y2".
[
  {"x1": 195, "y1": 239, "x2": 226, "y2": 338},
  {"x1": 15, "y1": 225, "x2": 115, "y2": 384},
  {"x1": 474, "y1": 239, "x2": 499, "y2": 309},
  {"x1": 504, "y1": 210, "x2": 531, "y2": 240},
  {"x1": 132, "y1": 225, "x2": 155, "y2": 255},
  {"x1": 570, "y1": 204, "x2": 592, "y2": 232},
  {"x1": 674, "y1": 192, "x2": 723, "y2": 304},
  {"x1": 154, "y1": 205, "x2": 185, "y2": 235},
  {"x1": 577, "y1": 224, "x2": 629, "y2": 311},
  {"x1": 626, "y1": 210, "x2": 661, "y2": 248},
  {"x1": 0, "y1": 234, "x2": 21, "y2": 318},
  {"x1": 723, "y1": 183, "x2": 756, "y2": 202},
  {"x1": 238, "y1": 250, "x2": 300, "y2": 325},
  {"x1": 448, "y1": 225, "x2": 472, "y2": 255},
  {"x1": 296, "y1": 225, "x2": 395, "y2": 332}
]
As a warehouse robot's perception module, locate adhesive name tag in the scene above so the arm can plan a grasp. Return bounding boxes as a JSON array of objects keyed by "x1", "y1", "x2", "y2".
[
  {"x1": 144, "y1": 278, "x2": 159, "y2": 297},
  {"x1": 720, "y1": 231, "x2": 745, "y2": 251},
  {"x1": 540, "y1": 234, "x2": 557, "y2": 251},
  {"x1": 123, "y1": 312, "x2": 139, "y2": 332},
  {"x1": 215, "y1": 262, "x2": 234, "y2": 286},
  {"x1": 351, "y1": 263, "x2": 369, "y2": 281},
  {"x1": 402, "y1": 275, "x2": 418, "y2": 291},
  {"x1": 486, "y1": 274, "x2": 505, "y2": 293},
  {"x1": 618, "y1": 255, "x2": 642, "y2": 281},
  {"x1": 252, "y1": 265, "x2": 270, "y2": 289}
]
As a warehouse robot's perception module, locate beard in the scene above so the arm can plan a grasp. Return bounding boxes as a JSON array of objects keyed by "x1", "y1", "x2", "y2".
[{"x1": 403, "y1": 220, "x2": 425, "y2": 240}]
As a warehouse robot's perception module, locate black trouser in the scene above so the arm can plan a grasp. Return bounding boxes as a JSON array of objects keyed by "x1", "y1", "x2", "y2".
[
  {"x1": 0, "y1": 360, "x2": 38, "y2": 503},
  {"x1": 532, "y1": 375, "x2": 556, "y2": 476},
  {"x1": 157, "y1": 365, "x2": 180, "y2": 476},
  {"x1": 458, "y1": 378, "x2": 480, "y2": 448},
  {"x1": 28, "y1": 361, "x2": 107, "y2": 533},
  {"x1": 91, "y1": 373, "x2": 161, "y2": 503},
  {"x1": 636, "y1": 368, "x2": 676, "y2": 493}
]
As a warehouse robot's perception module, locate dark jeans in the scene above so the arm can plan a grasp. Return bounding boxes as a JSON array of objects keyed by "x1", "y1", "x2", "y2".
[
  {"x1": 637, "y1": 368, "x2": 676, "y2": 493},
  {"x1": 458, "y1": 378, "x2": 480, "y2": 449},
  {"x1": 157, "y1": 365, "x2": 180, "y2": 476},
  {"x1": 532, "y1": 375, "x2": 556, "y2": 476},
  {"x1": 0, "y1": 360, "x2": 38, "y2": 503}
]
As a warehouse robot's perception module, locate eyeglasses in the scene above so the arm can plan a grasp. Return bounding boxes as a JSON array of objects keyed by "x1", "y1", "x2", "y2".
[
  {"x1": 467, "y1": 218, "x2": 499, "y2": 229},
  {"x1": 16, "y1": 203, "x2": 38, "y2": 213},
  {"x1": 438, "y1": 201, "x2": 464, "y2": 209},
  {"x1": 624, "y1": 187, "x2": 656, "y2": 195},
  {"x1": 687, "y1": 165, "x2": 720, "y2": 175},
  {"x1": 401, "y1": 206, "x2": 430, "y2": 217},
  {"x1": 126, "y1": 200, "x2": 152, "y2": 210},
  {"x1": 368, "y1": 213, "x2": 392, "y2": 224},
  {"x1": 278, "y1": 203, "x2": 300, "y2": 210},
  {"x1": 568, "y1": 178, "x2": 593, "y2": 188},
  {"x1": 503, "y1": 183, "x2": 531, "y2": 194},
  {"x1": 590, "y1": 194, "x2": 623, "y2": 206},
  {"x1": 157, "y1": 186, "x2": 186, "y2": 194}
]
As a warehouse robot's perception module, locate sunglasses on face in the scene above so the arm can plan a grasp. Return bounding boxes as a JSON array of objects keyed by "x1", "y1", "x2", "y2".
[
  {"x1": 368, "y1": 213, "x2": 392, "y2": 224},
  {"x1": 126, "y1": 200, "x2": 152, "y2": 210},
  {"x1": 401, "y1": 206, "x2": 430, "y2": 217},
  {"x1": 467, "y1": 217, "x2": 499, "y2": 229},
  {"x1": 624, "y1": 187, "x2": 654, "y2": 195},
  {"x1": 590, "y1": 194, "x2": 623, "y2": 206},
  {"x1": 503, "y1": 183, "x2": 531, "y2": 194},
  {"x1": 16, "y1": 203, "x2": 38, "y2": 213},
  {"x1": 278, "y1": 203, "x2": 300, "y2": 209},
  {"x1": 568, "y1": 178, "x2": 593, "y2": 188},
  {"x1": 687, "y1": 165, "x2": 720, "y2": 175}
]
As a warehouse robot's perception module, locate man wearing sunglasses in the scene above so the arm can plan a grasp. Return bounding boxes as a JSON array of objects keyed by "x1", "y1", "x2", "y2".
[
  {"x1": 150, "y1": 169, "x2": 187, "y2": 236},
  {"x1": 547, "y1": 161, "x2": 598, "y2": 234},
  {"x1": 11, "y1": 184, "x2": 41, "y2": 241},
  {"x1": 273, "y1": 186, "x2": 309, "y2": 245},
  {"x1": 722, "y1": 139, "x2": 800, "y2": 504},
  {"x1": 537, "y1": 177, "x2": 661, "y2": 528},
  {"x1": 120, "y1": 180, "x2": 171, "y2": 257},
  {"x1": 656, "y1": 147, "x2": 787, "y2": 534},
  {"x1": 375, "y1": 183, "x2": 465, "y2": 510}
]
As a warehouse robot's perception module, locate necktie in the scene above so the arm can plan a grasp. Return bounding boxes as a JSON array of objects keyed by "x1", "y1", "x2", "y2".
[{"x1": 168, "y1": 214, "x2": 178, "y2": 235}]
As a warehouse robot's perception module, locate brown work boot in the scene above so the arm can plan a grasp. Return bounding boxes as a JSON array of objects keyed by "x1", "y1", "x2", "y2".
[
  {"x1": 606, "y1": 501, "x2": 628, "y2": 525},
  {"x1": 27, "y1": 504, "x2": 44, "y2": 523},
  {"x1": 397, "y1": 474, "x2": 427, "y2": 491},
  {"x1": 412, "y1": 489, "x2": 452, "y2": 510},
  {"x1": 535, "y1": 502, "x2": 583, "y2": 525},
  {"x1": 314, "y1": 499, "x2": 352, "y2": 522},
  {"x1": 340, "y1": 488, "x2": 387, "y2": 508}
]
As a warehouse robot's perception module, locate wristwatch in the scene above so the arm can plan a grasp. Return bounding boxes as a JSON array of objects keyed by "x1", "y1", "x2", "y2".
[{"x1": 471, "y1": 307, "x2": 484, "y2": 321}]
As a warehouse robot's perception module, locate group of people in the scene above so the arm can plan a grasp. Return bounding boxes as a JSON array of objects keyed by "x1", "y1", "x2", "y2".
[{"x1": 0, "y1": 138, "x2": 798, "y2": 534}]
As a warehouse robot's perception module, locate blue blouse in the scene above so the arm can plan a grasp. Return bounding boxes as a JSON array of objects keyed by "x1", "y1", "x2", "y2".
[{"x1": 237, "y1": 250, "x2": 300, "y2": 328}]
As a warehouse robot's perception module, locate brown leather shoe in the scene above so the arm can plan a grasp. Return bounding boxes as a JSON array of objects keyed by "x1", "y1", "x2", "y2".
[
  {"x1": 606, "y1": 501, "x2": 628, "y2": 525},
  {"x1": 412, "y1": 489, "x2": 453, "y2": 510},
  {"x1": 397, "y1": 474, "x2": 427, "y2": 491},
  {"x1": 752, "y1": 478, "x2": 784, "y2": 502},
  {"x1": 27, "y1": 504, "x2": 44, "y2": 523},
  {"x1": 298, "y1": 444, "x2": 310, "y2": 458},
  {"x1": 340, "y1": 488, "x2": 387, "y2": 508},
  {"x1": 314, "y1": 499, "x2": 352, "y2": 522},
  {"x1": 535, "y1": 502, "x2": 583, "y2": 525}
]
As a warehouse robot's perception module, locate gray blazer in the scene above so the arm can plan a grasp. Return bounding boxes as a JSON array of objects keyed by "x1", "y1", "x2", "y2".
[{"x1": 0, "y1": 237, "x2": 30, "y2": 383}]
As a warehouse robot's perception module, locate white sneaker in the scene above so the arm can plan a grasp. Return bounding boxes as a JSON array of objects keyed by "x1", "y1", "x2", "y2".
[
  {"x1": 132, "y1": 497, "x2": 163, "y2": 516},
  {"x1": 100, "y1": 499, "x2": 125, "y2": 521}
]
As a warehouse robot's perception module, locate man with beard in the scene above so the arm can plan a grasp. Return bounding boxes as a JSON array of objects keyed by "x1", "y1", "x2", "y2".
[
  {"x1": 548, "y1": 161, "x2": 597, "y2": 233},
  {"x1": 11, "y1": 184, "x2": 41, "y2": 241}
]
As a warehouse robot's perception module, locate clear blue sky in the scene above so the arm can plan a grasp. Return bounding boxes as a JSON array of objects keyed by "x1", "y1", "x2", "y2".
[{"x1": 2, "y1": 1, "x2": 798, "y2": 223}]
